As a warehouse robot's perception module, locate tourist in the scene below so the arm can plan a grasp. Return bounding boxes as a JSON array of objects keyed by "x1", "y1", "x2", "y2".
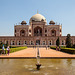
[
  {"x1": 35, "y1": 45, "x2": 36, "y2": 49},
  {"x1": 7, "y1": 46, "x2": 10, "y2": 55},
  {"x1": 56, "y1": 46, "x2": 58, "y2": 51},
  {"x1": 48, "y1": 45, "x2": 50, "y2": 49},
  {"x1": 33, "y1": 45, "x2": 34, "y2": 49},
  {"x1": 1, "y1": 45, "x2": 5, "y2": 55},
  {"x1": 59, "y1": 46, "x2": 61, "y2": 51},
  {"x1": 46, "y1": 45, "x2": 47, "y2": 50}
]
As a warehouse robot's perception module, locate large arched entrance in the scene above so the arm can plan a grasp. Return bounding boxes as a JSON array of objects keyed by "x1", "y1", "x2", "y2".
[
  {"x1": 51, "y1": 30, "x2": 56, "y2": 36},
  {"x1": 20, "y1": 30, "x2": 25, "y2": 37},
  {"x1": 34, "y1": 26, "x2": 42, "y2": 36},
  {"x1": 36, "y1": 40, "x2": 40, "y2": 45}
]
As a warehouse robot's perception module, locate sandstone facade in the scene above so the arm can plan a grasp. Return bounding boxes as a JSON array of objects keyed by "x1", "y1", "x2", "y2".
[{"x1": 0, "y1": 13, "x2": 75, "y2": 46}]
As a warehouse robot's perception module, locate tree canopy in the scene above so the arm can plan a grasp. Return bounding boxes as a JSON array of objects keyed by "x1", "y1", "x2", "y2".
[
  {"x1": 56, "y1": 37, "x2": 60, "y2": 46},
  {"x1": 66, "y1": 34, "x2": 72, "y2": 48}
]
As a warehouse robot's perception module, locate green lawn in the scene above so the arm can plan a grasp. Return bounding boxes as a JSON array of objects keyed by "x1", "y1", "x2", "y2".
[{"x1": 0, "y1": 46, "x2": 27, "y2": 54}]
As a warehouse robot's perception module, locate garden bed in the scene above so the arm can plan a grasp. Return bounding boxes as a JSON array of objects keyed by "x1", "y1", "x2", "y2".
[
  {"x1": 0, "y1": 46, "x2": 27, "y2": 54},
  {"x1": 50, "y1": 46, "x2": 75, "y2": 54}
]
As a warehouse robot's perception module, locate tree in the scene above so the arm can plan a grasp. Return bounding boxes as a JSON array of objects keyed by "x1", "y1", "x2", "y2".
[
  {"x1": 72, "y1": 44, "x2": 75, "y2": 48},
  {"x1": 0, "y1": 42, "x2": 3, "y2": 49},
  {"x1": 0, "y1": 42, "x2": 9, "y2": 49},
  {"x1": 56, "y1": 37, "x2": 60, "y2": 46},
  {"x1": 66, "y1": 34, "x2": 72, "y2": 48}
]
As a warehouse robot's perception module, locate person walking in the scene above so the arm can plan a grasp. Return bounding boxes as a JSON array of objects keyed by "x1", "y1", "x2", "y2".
[
  {"x1": 48, "y1": 45, "x2": 50, "y2": 50},
  {"x1": 46, "y1": 45, "x2": 47, "y2": 50},
  {"x1": 33, "y1": 45, "x2": 34, "y2": 49},
  {"x1": 7, "y1": 46, "x2": 10, "y2": 55},
  {"x1": 1, "y1": 45, "x2": 5, "y2": 55},
  {"x1": 59, "y1": 46, "x2": 61, "y2": 51},
  {"x1": 56, "y1": 46, "x2": 58, "y2": 51}
]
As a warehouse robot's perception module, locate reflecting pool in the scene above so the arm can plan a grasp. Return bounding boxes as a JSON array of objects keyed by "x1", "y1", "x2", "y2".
[{"x1": 0, "y1": 59, "x2": 75, "y2": 75}]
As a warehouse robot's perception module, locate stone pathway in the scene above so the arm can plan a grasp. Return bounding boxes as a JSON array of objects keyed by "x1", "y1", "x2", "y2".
[
  {"x1": 0, "y1": 48, "x2": 36, "y2": 57},
  {"x1": 39, "y1": 48, "x2": 75, "y2": 57},
  {"x1": 0, "y1": 48, "x2": 75, "y2": 58}
]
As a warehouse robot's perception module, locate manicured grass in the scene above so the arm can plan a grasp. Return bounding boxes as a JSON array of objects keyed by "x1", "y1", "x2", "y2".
[
  {"x1": 0, "y1": 46, "x2": 27, "y2": 54},
  {"x1": 50, "y1": 46, "x2": 75, "y2": 54},
  {"x1": 10, "y1": 46, "x2": 27, "y2": 53}
]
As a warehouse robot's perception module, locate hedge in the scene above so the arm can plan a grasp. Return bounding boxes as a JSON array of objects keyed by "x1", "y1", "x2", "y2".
[
  {"x1": 10, "y1": 46, "x2": 27, "y2": 53},
  {"x1": 50, "y1": 46, "x2": 75, "y2": 54},
  {"x1": 61, "y1": 48, "x2": 75, "y2": 54},
  {"x1": 0, "y1": 46, "x2": 27, "y2": 54},
  {"x1": 50, "y1": 46, "x2": 56, "y2": 50}
]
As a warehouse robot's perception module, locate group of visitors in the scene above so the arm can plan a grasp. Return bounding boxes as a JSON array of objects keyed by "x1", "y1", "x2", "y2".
[{"x1": 0, "y1": 45, "x2": 10, "y2": 55}]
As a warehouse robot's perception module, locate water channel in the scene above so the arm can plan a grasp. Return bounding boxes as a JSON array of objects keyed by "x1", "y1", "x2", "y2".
[{"x1": 0, "y1": 59, "x2": 75, "y2": 75}]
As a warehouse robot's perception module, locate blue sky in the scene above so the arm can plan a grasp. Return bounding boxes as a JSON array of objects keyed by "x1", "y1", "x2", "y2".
[{"x1": 0, "y1": 0, "x2": 75, "y2": 36}]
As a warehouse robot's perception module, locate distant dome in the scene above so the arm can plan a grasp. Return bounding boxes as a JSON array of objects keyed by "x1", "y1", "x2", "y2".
[
  {"x1": 49, "y1": 20, "x2": 55, "y2": 25},
  {"x1": 21, "y1": 21, "x2": 27, "y2": 25},
  {"x1": 29, "y1": 13, "x2": 47, "y2": 23}
]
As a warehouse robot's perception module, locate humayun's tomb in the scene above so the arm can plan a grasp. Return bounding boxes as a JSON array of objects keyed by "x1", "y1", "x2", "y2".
[{"x1": 0, "y1": 13, "x2": 75, "y2": 46}]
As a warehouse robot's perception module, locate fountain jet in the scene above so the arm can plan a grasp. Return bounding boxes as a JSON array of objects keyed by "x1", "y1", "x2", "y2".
[{"x1": 36, "y1": 46, "x2": 41, "y2": 70}]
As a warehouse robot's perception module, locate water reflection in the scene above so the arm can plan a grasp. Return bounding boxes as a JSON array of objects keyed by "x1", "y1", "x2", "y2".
[
  {"x1": 0, "y1": 59, "x2": 75, "y2": 75},
  {"x1": 1, "y1": 59, "x2": 4, "y2": 63},
  {"x1": 67, "y1": 59, "x2": 72, "y2": 66},
  {"x1": 50, "y1": 59, "x2": 62, "y2": 64}
]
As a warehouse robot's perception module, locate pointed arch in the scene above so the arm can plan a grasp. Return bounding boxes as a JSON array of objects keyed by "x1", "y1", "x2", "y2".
[
  {"x1": 34, "y1": 26, "x2": 42, "y2": 36},
  {"x1": 20, "y1": 30, "x2": 25, "y2": 37},
  {"x1": 51, "y1": 30, "x2": 56, "y2": 36}
]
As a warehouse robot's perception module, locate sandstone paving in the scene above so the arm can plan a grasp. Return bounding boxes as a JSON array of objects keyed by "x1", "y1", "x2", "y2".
[
  {"x1": 39, "y1": 48, "x2": 75, "y2": 57},
  {"x1": 0, "y1": 48, "x2": 75, "y2": 58}
]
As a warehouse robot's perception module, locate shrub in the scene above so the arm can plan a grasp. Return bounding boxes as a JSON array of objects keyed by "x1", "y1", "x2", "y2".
[
  {"x1": 50, "y1": 46, "x2": 75, "y2": 54},
  {"x1": 10, "y1": 46, "x2": 27, "y2": 53},
  {"x1": 50, "y1": 46, "x2": 56, "y2": 50},
  {"x1": 61, "y1": 48, "x2": 75, "y2": 54},
  {"x1": 72, "y1": 44, "x2": 75, "y2": 48}
]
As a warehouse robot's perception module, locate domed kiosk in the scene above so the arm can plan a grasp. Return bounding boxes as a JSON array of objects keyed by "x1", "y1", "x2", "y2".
[
  {"x1": 21, "y1": 21, "x2": 27, "y2": 25},
  {"x1": 49, "y1": 20, "x2": 55, "y2": 25}
]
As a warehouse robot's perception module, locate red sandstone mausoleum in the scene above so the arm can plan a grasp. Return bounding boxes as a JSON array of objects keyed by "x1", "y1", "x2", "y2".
[{"x1": 0, "y1": 13, "x2": 75, "y2": 46}]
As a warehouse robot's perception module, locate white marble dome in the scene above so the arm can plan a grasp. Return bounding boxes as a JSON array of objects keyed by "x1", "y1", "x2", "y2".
[{"x1": 29, "y1": 13, "x2": 47, "y2": 23}]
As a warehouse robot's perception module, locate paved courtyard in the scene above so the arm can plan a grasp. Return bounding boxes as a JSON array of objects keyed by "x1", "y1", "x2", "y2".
[{"x1": 0, "y1": 47, "x2": 75, "y2": 58}]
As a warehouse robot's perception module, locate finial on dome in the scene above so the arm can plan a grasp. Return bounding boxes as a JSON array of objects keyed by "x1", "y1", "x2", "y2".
[{"x1": 37, "y1": 10, "x2": 39, "y2": 14}]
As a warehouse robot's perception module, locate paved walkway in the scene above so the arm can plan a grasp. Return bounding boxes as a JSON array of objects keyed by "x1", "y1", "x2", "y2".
[
  {"x1": 39, "y1": 48, "x2": 75, "y2": 57},
  {"x1": 0, "y1": 48, "x2": 75, "y2": 58}
]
